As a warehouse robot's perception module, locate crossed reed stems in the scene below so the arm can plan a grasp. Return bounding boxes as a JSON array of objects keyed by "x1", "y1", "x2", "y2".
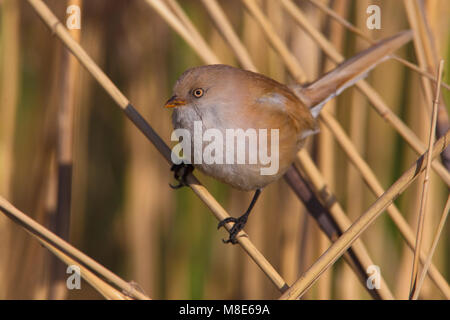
[{"x1": 0, "y1": 0, "x2": 448, "y2": 300}]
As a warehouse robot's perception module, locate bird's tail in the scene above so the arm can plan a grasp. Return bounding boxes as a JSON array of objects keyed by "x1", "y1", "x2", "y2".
[{"x1": 290, "y1": 30, "x2": 413, "y2": 118}]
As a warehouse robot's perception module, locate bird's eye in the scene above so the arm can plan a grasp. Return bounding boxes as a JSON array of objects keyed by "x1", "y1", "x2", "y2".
[{"x1": 192, "y1": 88, "x2": 204, "y2": 98}]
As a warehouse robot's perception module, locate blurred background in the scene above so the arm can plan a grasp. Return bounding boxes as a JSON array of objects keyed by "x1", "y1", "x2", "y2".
[{"x1": 0, "y1": 0, "x2": 449, "y2": 299}]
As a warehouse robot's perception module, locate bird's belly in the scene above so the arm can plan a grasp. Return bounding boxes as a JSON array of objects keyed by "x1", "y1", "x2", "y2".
[
  {"x1": 190, "y1": 132, "x2": 293, "y2": 191},
  {"x1": 172, "y1": 107, "x2": 297, "y2": 191},
  {"x1": 194, "y1": 162, "x2": 285, "y2": 191}
]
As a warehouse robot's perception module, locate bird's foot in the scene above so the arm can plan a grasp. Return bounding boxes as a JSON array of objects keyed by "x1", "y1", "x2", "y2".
[
  {"x1": 169, "y1": 163, "x2": 194, "y2": 189},
  {"x1": 217, "y1": 214, "x2": 248, "y2": 244}
]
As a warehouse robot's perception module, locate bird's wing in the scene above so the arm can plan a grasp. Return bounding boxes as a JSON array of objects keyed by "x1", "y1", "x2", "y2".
[{"x1": 253, "y1": 87, "x2": 318, "y2": 141}]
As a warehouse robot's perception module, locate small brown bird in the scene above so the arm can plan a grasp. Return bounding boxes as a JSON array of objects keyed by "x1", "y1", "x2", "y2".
[{"x1": 165, "y1": 31, "x2": 412, "y2": 244}]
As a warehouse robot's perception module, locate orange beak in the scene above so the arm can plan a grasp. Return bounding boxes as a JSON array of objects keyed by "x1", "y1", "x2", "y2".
[{"x1": 164, "y1": 95, "x2": 186, "y2": 108}]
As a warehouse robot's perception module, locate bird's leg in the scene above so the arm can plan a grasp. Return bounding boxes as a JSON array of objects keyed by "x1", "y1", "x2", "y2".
[
  {"x1": 217, "y1": 189, "x2": 261, "y2": 244},
  {"x1": 169, "y1": 162, "x2": 194, "y2": 189}
]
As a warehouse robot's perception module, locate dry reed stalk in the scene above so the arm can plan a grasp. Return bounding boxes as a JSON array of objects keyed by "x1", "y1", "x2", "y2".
[
  {"x1": 54, "y1": 0, "x2": 82, "y2": 242},
  {"x1": 280, "y1": 0, "x2": 450, "y2": 187},
  {"x1": 413, "y1": 194, "x2": 450, "y2": 299},
  {"x1": 0, "y1": 196, "x2": 149, "y2": 300},
  {"x1": 27, "y1": 0, "x2": 288, "y2": 293},
  {"x1": 280, "y1": 130, "x2": 450, "y2": 299},
  {"x1": 198, "y1": 0, "x2": 391, "y2": 298},
  {"x1": 409, "y1": 60, "x2": 444, "y2": 299},
  {"x1": 306, "y1": 0, "x2": 450, "y2": 91},
  {"x1": 0, "y1": 0, "x2": 20, "y2": 299},
  {"x1": 47, "y1": 0, "x2": 83, "y2": 300}
]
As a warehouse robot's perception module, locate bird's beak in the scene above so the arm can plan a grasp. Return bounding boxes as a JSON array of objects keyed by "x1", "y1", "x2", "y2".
[{"x1": 164, "y1": 95, "x2": 186, "y2": 108}]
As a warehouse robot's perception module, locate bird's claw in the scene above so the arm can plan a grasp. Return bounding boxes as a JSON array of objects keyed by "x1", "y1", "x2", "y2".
[
  {"x1": 169, "y1": 163, "x2": 194, "y2": 189},
  {"x1": 217, "y1": 215, "x2": 248, "y2": 244}
]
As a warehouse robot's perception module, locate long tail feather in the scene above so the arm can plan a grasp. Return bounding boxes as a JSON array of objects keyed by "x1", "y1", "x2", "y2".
[{"x1": 291, "y1": 30, "x2": 412, "y2": 117}]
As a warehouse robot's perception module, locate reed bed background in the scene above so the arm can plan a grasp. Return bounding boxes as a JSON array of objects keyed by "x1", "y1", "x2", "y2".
[{"x1": 0, "y1": 0, "x2": 449, "y2": 299}]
